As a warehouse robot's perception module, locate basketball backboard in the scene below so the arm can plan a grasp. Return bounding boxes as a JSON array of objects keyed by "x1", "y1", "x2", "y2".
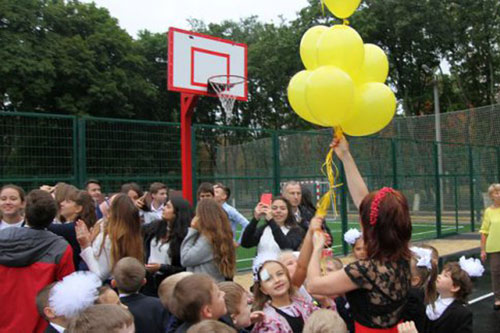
[{"x1": 168, "y1": 27, "x2": 248, "y2": 101}]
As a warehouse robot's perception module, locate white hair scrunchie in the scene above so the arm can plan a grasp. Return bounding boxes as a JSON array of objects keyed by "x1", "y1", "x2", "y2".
[
  {"x1": 410, "y1": 246, "x2": 433, "y2": 270},
  {"x1": 344, "y1": 228, "x2": 362, "y2": 245},
  {"x1": 49, "y1": 271, "x2": 102, "y2": 318},
  {"x1": 458, "y1": 256, "x2": 484, "y2": 278}
]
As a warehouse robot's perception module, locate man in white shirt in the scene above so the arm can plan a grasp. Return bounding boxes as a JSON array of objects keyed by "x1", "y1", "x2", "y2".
[{"x1": 143, "y1": 182, "x2": 168, "y2": 224}]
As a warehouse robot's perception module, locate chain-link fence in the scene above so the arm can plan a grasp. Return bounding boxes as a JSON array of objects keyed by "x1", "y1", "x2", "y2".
[{"x1": 2, "y1": 110, "x2": 499, "y2": 267}]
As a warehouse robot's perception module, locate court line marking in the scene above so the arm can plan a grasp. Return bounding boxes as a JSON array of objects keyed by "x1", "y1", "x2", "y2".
[{"x1": 468, "y1": 292, "x2": 494, "y2": 304}]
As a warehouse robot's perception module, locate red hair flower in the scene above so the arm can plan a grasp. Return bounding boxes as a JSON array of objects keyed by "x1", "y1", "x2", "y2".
[{"x1": 369, "y1": 187, "x2": 395, "y2": 226}]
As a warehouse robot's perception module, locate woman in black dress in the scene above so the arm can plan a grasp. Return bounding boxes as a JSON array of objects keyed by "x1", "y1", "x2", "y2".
[{"x1": 305, "y1": 136, "x2": 412, "y2": 333}]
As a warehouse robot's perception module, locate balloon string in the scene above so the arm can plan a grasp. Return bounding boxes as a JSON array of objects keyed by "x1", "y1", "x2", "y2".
[
  {"x1": 320, "y1": 0, "x2": 325, "y2": 16},
  {"x1": 316, "y1": 126, "x2": 344, "y2": 219},
  {"x1": 343, "y1": 19, "x2": 350, "y2": 25}
]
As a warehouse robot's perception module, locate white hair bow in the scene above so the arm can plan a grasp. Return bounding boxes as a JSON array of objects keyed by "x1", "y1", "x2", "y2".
[
  {"x1": 458, "y1": 256, "x2": 485, "y2": 278},
  {"x1": 344, "y1": 228, "x2": 362, "y2": 245},
  {"x1": 410, "y1": 246, "x2": 433, "y2": 270}
]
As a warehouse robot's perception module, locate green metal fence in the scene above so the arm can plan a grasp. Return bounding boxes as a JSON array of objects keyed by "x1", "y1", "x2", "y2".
[{"x1": 2, "y1": 111, "x2": 499, "y2": 263}]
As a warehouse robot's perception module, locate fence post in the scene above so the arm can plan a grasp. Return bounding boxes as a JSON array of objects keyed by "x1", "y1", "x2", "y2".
[
  {"x1": 497, "y1": 147, "x2": 500, "y2": 183},
  {"x1": 339, "y1": 161, "x2": 349, "y2": 256},
  {"x1": 469, "y1": 145, "x2": 475, "y2": 232},
  {"x1": 272, "y1": 131, "x2": 281, "y2": 196},
  {"x1": 434, "y1": 142, "x2": 442, "y2": 238},
  {"x1": 77, "y1": 118, "x2": 87, "y2": 188},
  {"x1": 191, "y1": 125, "x2": 198, "y2": 207},
  {"x1": 72, "y1": 117, "x2": 79, "y2": 186},
  {"x1": 391, "y1": 139, "x2": 398, "y2": 189}
]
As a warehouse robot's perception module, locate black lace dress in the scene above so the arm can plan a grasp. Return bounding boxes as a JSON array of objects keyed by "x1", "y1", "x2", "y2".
[{"x1": 344, "y1": 259, "x2": 411, "y2": 331}]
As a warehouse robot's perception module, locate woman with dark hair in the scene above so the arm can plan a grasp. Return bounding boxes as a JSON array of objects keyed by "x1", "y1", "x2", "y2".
[
  {"x1": 142, "y1": 196, "x2": 193, "y2": 295},
  {"x1": 305, "y1": 136, "x2": 412, "y2": 333},
  {"x1": 241, "y1": 196, "x2": 305, "y2": 259},
  {"x1": 49, "y1": 189, "x2": 97, "y2": 270}
]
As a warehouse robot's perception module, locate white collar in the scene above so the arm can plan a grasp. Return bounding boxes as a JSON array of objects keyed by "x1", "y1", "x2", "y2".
[
  {"x1": 49, "y1": 322, "x2": 66, "y2": 333},
  {"x1": 0, "y1": 219, "x2": 24, "y2": 229},
  {"x1": 150, "y1": 202, "x2": 164, "y2": 213},
  {"x1": 426, "y1": 296, "x2": 455, "y2": 320},
  {"x1": 119, "y1": 292, "x2": 137, "y2": 298}
]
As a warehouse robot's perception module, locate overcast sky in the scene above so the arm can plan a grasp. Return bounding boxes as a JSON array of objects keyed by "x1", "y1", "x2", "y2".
[{"x1": 81, "y1": 0, "x2": 310, "y2": 37}]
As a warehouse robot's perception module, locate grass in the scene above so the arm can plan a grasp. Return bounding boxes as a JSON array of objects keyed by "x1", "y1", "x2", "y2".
[{"x1": 234, "y1": 218, "x2": 467, "y2": 271}]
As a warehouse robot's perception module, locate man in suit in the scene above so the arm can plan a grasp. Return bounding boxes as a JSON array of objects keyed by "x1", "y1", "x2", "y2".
[{"x1": 112, "y1": 257, "x2": 169, "y2": 333}]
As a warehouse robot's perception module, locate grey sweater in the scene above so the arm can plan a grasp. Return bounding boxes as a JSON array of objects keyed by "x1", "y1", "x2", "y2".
[{"x1": 180, "y1": 228, "x2": 226, "y2": 282}]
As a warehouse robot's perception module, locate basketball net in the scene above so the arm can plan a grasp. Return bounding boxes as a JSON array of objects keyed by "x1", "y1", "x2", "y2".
[{"x1": 208, "y1": 75, "x2": 246, "y2": 120}]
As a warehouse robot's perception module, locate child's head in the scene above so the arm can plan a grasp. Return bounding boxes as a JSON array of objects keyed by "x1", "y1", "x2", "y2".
[
  {"x1": 303, "y1": 309, "x2": 347, "y2": 333},
  {"x1": 344, "y1": 228, "x2": 366, "y2": 260},
  {"x1": 218, "y1": 282, "x2": 251, "y2": 329},
  {"x1": 36, "y1": 283, "x2": 59, "y2": 323},
  {"x1": 112, "y1": 257, "x2": 146, "y2": 294},
  {"x1": 66, "y1": 304, "x2": 134, "y2": 333},
  {"x1": 158, "y1": 271, "x2": 193, "y2": 310},
  {"x1": 197, "y1": 182, "x2": 215, "y2": 200},
  {"x1": 25, "y1": 190, "x2": 58, "y2": 229},
  {"x1": 437, "y1": 262, "x2": 473, "y2": 303},
  {"x1": 321, "y1": 256, "x2": 343, "y2": 275},
  {"x1": 253, "y1": 260, "x2": 295, "y2": 310},
  {"x1": 278, "y1": 251, "x2": 298, "y2": 277},
  {"x1": 352, "y1": 238, "x2": 367, "y2": 260},
  {"x1": 43, "y1": 271, "x2": 102, "y2": 325},
  {"x1": 186, "y1": 319, "x2": 237, "y2": 333},
  {"x1": 96, "y1": 286, "x2": 124, "y2": 307},
  {"x1": 410, "y1": 246, "x2": 438, "y2": 304},
  {"x1": 173, "y1": 274, "x2": 227, "y2": 324}
]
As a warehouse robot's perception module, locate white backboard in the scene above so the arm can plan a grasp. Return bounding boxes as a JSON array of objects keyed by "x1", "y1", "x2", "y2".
[{"x1": 168, "y1": 27, "x2": 248, "y2": 101}]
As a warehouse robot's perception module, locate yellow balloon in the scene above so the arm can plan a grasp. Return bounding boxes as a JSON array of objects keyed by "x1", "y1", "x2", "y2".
[
  {"x1": 352, "y1": 44, "x2": 389, "y2": 84},
  {"x1": 341, "y1": 82, "x2": 396, "y2": 136},
  {"x1": 317, "y1": 25, "x2": 364, "y2": 77},
  {"x1": 324, "y1": 0, "x2": 362, "y2": 19},
  {"x1": 300, "y1": 25, "x2": 328, "y2": 70},
  {"x1": 288, "y1": 70, "x2": 329, "y2": 126},
  {"x1": 305, "y1": 66, "x2": 355, "y2": 126}
]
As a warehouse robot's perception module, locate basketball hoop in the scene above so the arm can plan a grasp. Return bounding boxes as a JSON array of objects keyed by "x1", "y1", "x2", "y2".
[{"x1": 207, "y1": 75, "x2": 246, "y2": 118}]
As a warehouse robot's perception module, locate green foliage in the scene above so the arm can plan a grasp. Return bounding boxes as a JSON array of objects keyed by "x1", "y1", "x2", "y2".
[{"x1": 1, "y1": 0, "x2": 498, "y2": 125}]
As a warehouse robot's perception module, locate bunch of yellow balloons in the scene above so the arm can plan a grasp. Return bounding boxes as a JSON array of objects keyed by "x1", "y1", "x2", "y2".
[{"x1": 287, "y1": 0, "x2": 396, "y2": 136}]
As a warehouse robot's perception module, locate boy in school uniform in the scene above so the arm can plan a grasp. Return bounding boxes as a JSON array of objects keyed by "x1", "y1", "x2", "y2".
[
  {"x1": 0, "y1": 190, "x2": 74, "y2": 333},
  {"x1": 112, "y1": 257, "x2": 169, "y2": 333},
  {"x1": 172, "y1": 274, "x2": 233, "y2": 333}
]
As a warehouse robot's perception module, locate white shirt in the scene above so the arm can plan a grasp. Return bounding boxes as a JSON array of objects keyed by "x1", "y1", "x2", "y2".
[
  {"x1": 49, "y1": 323, "x2": 66, "y2": 333},
  {"x1": 0, "y1": 220, "x2": 24, "y2": 230},
  {"x1": 257, "y1": 225, "x2": 290, "y2": 258},
  {"x1": 148, "y1": 238, "x2": 171, "y2": 265},
  {"x1": 80, "y1": 231, "x2": 112, "y2": 281},
  {"x1": 142, "y1": 203, "x2": 164, "y2": 225},
  {"x1": 426, "y1": 296, "x2": 455, "y2": 320}
]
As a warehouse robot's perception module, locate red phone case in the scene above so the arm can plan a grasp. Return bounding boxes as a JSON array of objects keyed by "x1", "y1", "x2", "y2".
[{"x1": 260, "y1": 193, "x2": 272, "y2": 205}]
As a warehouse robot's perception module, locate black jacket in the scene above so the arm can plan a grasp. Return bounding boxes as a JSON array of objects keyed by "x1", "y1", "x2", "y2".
[
  {"x1": 423, "y1": 300, "x2": 472, "y2": 333},
  {"x1": 120, "y1": 293, "x2": 169, "y2": 333},
  {"x1": 402, "y1": 288, "x2": 426, "y2": 333},
  {"x1": 240, "y1": 217, "x2": 305, "y2": 250},
  {"x1": 48, "y1": 222, "x2": 81, "y2": 269},
  {"x1": 297, "y1": 205, "x2": 334, "y2": 241}
]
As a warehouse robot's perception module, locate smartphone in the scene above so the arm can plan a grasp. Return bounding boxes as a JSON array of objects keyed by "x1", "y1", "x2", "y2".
[{"x1": 260, "y1": 193, "x2": 272, "y2": 205}]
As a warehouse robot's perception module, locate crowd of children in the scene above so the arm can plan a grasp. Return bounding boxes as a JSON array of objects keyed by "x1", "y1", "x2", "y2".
[{"x1": 0, "y1": 136, "x2": 490, "y2": 333}]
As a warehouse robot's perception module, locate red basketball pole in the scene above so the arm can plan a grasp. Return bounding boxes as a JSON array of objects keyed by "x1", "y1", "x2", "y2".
[{"x1": 180, "y1": 93, "x2": 199, "y2": 205}]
